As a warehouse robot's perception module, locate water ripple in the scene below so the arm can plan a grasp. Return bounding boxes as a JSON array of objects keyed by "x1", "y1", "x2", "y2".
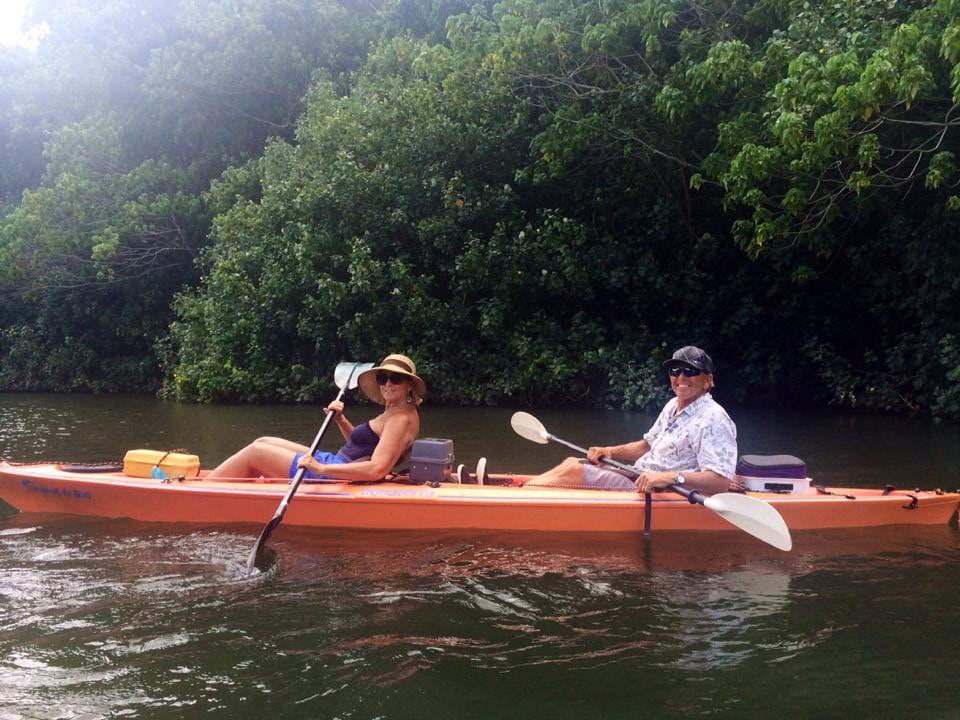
[{"x1": 0, "y1": 516, "x2": 956, "y2": 717}]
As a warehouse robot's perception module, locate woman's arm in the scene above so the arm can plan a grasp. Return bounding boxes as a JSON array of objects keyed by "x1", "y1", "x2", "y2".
[{"x1": 325, "y1": 400, "x2": 354, "y2": 443}]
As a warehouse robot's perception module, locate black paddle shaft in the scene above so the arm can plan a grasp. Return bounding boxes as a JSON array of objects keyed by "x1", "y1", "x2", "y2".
[{"x1": 245, "y1": 367, "x2": 359, "y2": 573}]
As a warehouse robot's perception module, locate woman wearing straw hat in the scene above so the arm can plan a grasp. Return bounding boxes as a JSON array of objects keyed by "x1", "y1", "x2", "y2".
[{"x1": 206, "y1": 354, "x2": 424, "y2": 482}]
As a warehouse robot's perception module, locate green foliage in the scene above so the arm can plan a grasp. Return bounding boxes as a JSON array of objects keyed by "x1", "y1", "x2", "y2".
[
  {"x1": 473, "y1": 0, "x2": 960, "y2": 415},
  {"x1": 933, "y1": 334, "x2": 960, "y2": 417},
  {"x1": 141, "y1": 0, "x2": 380, "y2": 164},
  {"x1": 677, "y1": 0, "x2": 960, "y2": 253},
  {"x1": 0, "y1": 113, "x2": 207, "y2": 393},
  {"x1": 0, "y1": 0, "x2": 181, "y2": 202},
  {"x1": 165, "y1": 33, "x2": 597, "y2": 404},
  {"x1": 0, "y1": 0, "x2": 405, "y2": 393},
  {"x1": 1, "y1": 0, "x2": 959, "y2": 422}
]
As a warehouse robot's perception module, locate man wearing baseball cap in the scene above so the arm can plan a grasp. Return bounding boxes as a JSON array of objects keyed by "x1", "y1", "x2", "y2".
[{"x1": 527, "y1": 345, "x2": 737, "y2": 495}]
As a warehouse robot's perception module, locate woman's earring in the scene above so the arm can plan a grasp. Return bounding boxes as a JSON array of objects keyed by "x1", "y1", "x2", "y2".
[{"x1": 406, "y1": 391, "x2": 413, "y2": 404}]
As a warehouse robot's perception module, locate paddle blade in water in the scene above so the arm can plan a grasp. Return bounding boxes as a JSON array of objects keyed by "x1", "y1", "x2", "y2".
[
  {"x1": 703, "y1": 492, "x2": 793, "y2": 551},
  {"x1": 510, "y1": 412, "x2": 550, "y2": 444},
  {"x1": 246, "y1": 515, "x2": 282, "y2": 574}
]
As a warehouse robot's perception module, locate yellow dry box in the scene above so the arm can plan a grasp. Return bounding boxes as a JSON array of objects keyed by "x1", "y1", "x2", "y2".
[{"x1": 123, "y1": 449, "x2": 200, "y2": 479}]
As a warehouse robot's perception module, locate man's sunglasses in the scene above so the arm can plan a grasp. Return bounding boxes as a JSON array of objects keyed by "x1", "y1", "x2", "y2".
[
  {"x1": 667, "y1": 366, "x2": 704, "y2": 378},
  {"x1": 376, "y1": 372, "x2": 408, "y2": 386}
]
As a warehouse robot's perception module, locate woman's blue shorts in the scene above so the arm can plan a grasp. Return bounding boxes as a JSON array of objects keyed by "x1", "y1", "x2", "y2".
[{"x1": 290, "y1": 450, "x2": 347, "y2": 481}]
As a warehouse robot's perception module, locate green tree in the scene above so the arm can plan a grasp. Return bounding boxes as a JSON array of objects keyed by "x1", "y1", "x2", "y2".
[
  {"x1": 3, "y1": 0, "x2": 960, "y2": 419},
  {"x1": 0, "y1": 115, "x2": 205, "y2": 392},
  {"x1": 0, "y1": 0, "x2": 388, "y2": 393},
  {"x1": 480, "y1": 0, "x2": 960, "y2": 415}
]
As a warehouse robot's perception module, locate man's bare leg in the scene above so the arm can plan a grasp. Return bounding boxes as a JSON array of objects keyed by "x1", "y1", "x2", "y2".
[{"x1": 525, "y1": 457, "x2": 586, "y2": 487}]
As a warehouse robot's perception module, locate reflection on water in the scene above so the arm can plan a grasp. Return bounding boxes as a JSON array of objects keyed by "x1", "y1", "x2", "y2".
[
  {"x1": 0, "y1": 513, "x2": 958, "y2": 718},
  {"x1": 1, "y1": 395, "x2": 960, "y2": 718}
]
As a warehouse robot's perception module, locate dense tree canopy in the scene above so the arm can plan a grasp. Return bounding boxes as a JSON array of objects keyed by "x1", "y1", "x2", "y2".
[{"x1": 1, "y1": 0, "x2": 959, "y2": 418}]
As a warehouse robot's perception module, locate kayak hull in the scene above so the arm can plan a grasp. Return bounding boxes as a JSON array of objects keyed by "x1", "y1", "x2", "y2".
[{"x1": 0, "y1": 461, "x2": 957, "y2": 534}]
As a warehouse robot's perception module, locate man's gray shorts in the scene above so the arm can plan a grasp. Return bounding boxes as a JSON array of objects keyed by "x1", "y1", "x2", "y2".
[{"x1": 580, "y1": 461, "x2": 636, "y2": 490}]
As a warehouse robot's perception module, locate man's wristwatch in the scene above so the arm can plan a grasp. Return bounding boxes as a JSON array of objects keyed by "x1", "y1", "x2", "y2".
[{"x1": 675, "y1": 473, "x2": 686, "y2": 486}]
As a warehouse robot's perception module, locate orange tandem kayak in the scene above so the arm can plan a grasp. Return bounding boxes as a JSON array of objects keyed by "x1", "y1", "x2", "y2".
[{"x1": 0, "y1": 459, "x2": 957, "y2": 534}]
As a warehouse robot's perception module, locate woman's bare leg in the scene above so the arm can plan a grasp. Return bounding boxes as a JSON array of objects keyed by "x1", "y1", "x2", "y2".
[
  {"x1": 255, "y1": 436, "x2": 310, "y2": 453},
  {"x1": 206, "y1": 437, "x2": 307, "y2": 479}
]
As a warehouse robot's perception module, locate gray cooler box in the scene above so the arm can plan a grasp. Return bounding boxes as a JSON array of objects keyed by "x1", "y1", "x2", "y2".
[{"x1": 409, "y1": 438, "x2": 455, "y2": 484}]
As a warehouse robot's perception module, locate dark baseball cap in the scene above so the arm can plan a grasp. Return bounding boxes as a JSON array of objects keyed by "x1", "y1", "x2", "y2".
[{"x1": 663, "y1": 345, "x2": 714, "y2": 374}]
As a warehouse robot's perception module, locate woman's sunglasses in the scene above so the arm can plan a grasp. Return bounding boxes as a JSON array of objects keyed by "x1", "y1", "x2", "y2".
[
  {"x1": 667, "y1": 366, "x2": 704, "y2": 378},
  {"x1": 376, "y1": 372, "x2": 408, "y2": 386}
]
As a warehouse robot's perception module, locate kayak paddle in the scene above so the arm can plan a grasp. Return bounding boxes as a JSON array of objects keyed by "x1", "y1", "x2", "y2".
[
  {"x1": 510, "y1": 411, "x2": 793, "y2": 551},
  {"x1": 245, "y1": 361, "x2": 374, "y2": 573}
]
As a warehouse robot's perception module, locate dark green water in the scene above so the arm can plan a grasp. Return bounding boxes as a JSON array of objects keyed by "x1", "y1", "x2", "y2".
[{"x1": 1, "y1": 394, "x2": 959, "y2": 719}]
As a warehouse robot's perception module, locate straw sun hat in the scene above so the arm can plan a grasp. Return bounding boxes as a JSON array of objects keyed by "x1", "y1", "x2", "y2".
[{"x1": 357, "y1": 353, "x2": 427, "y2": 405}]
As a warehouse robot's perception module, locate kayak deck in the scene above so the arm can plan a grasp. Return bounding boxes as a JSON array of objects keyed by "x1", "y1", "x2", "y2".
[{"x1": 0, "y1": 461, "x2": 957, "y2": 534}]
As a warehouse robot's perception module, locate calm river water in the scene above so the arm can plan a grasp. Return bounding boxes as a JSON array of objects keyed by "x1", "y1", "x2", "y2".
[{"x1": 0, "y1": 393, "x2": 959, "y2": 719}]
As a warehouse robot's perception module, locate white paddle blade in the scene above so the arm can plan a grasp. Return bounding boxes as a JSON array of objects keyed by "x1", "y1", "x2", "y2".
[
  {"x1": 510, "y1": 411, "x2": 550, "y2": 444},
  {"x1": 703, "y1": 493, "x2": 793, "y2": 551},
  {"x1": 334, "y1": 362, "x2": 374, "y2": 390}
]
